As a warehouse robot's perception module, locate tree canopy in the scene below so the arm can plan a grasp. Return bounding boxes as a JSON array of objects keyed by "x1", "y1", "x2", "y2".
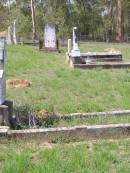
[{"x1": 0, "y1": 0, "x2": 130, "y2": 42}]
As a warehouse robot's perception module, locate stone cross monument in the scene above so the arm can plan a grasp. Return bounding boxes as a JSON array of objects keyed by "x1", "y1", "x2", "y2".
[
  {"x1": 71, "y1": 27, "x2": 80, "y2": 57},
  {"x1": 0, "y1": 38, "x2": 13, "y2": 126},
  {"x1": 0, "y1": 38, "x2": 6, "y2": 104}
]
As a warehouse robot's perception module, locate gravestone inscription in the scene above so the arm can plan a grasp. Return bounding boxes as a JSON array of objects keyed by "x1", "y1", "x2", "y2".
[{"x1": 44, "y1": 23, "x2": 56, "y2": 48}]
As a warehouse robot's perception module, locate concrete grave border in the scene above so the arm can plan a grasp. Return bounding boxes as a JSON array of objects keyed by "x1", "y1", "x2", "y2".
[
  {"x1": 0, "y1": 123, "x2": 130, "y2": 143},
  {"x1": 66, "y1": 28, "x2": 130, "y2": 69},
  {"x1": 58, "y1": 110, "x2": 130, "y2": 119},
  {"x1": 66, "y1": 52, "x2": 130, "y2": 69},
  {"x1": 1, "y1": 110, "x2": 130, "y2": 142}
]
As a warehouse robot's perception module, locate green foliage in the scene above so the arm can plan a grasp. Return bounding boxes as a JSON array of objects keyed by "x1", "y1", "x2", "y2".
[
  {"x1": 17, "y1": 13, "x2": 32, "y2": 38},
  {"x1": 42, "y1": 0, "x2": 72, "y2": 38},
  {"x1": 1, "y1": 0, "x2": 130, "y2": 41},
  {"x1": 0, "y1": 2, "x2": 10, "y2": 31},
  {"x1": 35, "y1": 5, "x2": 45, "y2": 38}
]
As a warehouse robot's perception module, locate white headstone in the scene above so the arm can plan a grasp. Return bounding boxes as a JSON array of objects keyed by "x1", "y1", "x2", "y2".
[{"x1": 44, "y1": 23, "x2": 56, "y2": 48}]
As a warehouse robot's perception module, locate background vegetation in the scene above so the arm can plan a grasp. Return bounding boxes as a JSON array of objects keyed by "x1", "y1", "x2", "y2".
[{"x1": 1, "y1": 0, "x2": 130, "y2": 42}]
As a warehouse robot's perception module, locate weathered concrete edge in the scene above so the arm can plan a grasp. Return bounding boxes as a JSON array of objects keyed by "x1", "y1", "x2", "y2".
[
  {"x1": 59, "y1": 110, "x2": 130, "y2": 119},
  {"x1": 73, "y1": 63, "x2": 130, "y2": 69},
  {"x1": 1, "y1": 123, "x2": 130, "y2": 142}
]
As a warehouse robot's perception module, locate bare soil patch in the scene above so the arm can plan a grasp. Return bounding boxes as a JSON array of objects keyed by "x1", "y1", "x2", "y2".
[
  {"x1": 104, "y1": 48, "x2": 121, "y2": 53},
  {"x1": 6, "y1": 79, "x2": 32, "y2": 89},
  {"x1": 35, "y1": 109, "x2": 53, "y2": 119}
]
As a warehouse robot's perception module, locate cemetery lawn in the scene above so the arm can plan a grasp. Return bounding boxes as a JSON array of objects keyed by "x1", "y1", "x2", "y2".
[
  {"x1": 1, "y1": 139, "x2": 130, "y2": 173},
  {"x1": 6, "y1": 42, "x2": 130, "y2": 113}
]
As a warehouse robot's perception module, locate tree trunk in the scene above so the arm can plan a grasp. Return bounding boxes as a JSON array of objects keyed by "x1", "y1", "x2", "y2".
[
  {"x1": 31, "y1": 0, "x2": 37, "y2": 41},
  {"x1": 7, "y1": 26, "x2": 12, "y2": 45},
  {"x1": 116, "y1": 0, "x2": 124, "y2": 42},
  {"x1": 13, "y1": 20, "x2": 17, "y2": 45}
]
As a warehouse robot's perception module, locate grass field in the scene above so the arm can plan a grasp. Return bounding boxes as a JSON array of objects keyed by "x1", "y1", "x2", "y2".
[
  {"x1": 2, "y1": 42, "x2": 130, "y2": 173},
  {"x1": 6, "y1": 42, "x2": 130, "y2": 113},
  {"x1": 0, "y1": 139, "x2": 130, "y2": 173}
]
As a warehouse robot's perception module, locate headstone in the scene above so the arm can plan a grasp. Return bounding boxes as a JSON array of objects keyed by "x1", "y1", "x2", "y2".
[
  {"x1": 71, "y1": 27, "x2": 80, "y2": 57},
  {"x1": 44, "y1": 23, "x2": 56, "y2": 48},
  {"x1": 0, "y1": 38, "x2": 6, "y2": 105}
]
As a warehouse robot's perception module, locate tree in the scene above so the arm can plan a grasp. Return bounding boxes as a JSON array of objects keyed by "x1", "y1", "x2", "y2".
[
  {"x1": 116, "y1": 0, "x2": 124, "y2": 41},
  {"x1": 31, "y1": 0, "x2": 37, "y2": 40},
  {"x1": 0, "y1": 1, "x2": 10, "y2": 32},
  {"x1": 1, "y1": 0, "x2": 130, "y2": 42}
]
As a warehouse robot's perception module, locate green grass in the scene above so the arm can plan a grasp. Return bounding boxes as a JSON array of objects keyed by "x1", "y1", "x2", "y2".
[
  {"x1": 3, "y1": 42, "x2": 130, "y2": 173},
  {"x1": 1, "y1": 139, "x2": 130, "y2": 173},
  {"x1": 6, "y1": 42, "x2": 130, "y2": 113}
]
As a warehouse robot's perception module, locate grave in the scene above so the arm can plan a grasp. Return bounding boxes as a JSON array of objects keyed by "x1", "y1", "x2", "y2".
[
  {"x1": 0, "y1": 37, "x2": 13, "y2": 126},
  {"x1": 67, "y1": 27, "x2": 130, "y2": 69},
  {"x1": 39, "y1": 23, "x2": 59, "y2": 52},
  {"x1": 44, "y1": 23, "x2": 56, "y2": 49}
]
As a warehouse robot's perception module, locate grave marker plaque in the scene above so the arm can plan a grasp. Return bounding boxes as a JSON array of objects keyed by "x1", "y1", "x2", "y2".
[{"x1": 44, "y1": 23, "x2": 56, "y2": 48}]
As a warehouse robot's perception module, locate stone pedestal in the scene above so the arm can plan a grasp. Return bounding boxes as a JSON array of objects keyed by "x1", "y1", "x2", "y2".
[
  {"x1": 72, "y1": 57, "x2": 82, "y2": 64},
  {"x1": 0, "y1": 100, "x2": 13, "y2": 126}
]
